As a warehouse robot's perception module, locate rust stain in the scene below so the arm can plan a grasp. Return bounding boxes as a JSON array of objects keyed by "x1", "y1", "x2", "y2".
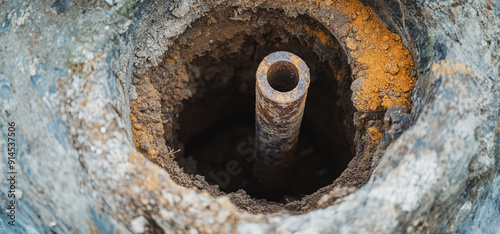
[
  {"x1": 28, "y1": 33, "x2": 40, "y2": 55},
  {"x1": 304, "y1": 25, "x2": 334, "y2": 46},
  {"x1": 88, "y1": 220, "x2": 100, "y2": 234},
  {"x1": 255, "y1": 51, "x2": 309, "y2": 189},
  {"x1": 129, "y1": 80, "x2": 162, "y2": 161},
  {"x1": 431, "y1": 60, "x2": 475, "y2": 78},
  {"x1": 142, "y1": 171, "x2": 160, "y2": 190},
  {"x1": 367, "y1": 126, "x2": 383, "y2": 141}
]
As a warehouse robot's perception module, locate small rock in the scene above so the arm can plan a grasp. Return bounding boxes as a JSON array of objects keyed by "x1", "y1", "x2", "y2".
[
  {"x1": 387, "y1": 62, "x2": 399, "y2": 75},
  {"x1": 384, "y1": 105, "x2": 411, "y2": 144},
  {"x1": 362, "y1": 9, "x2": 370, "y2": 20},
  {"x1": 173, "y1": 0, "x2": 192, "y2": 18},
  {"x1": 129, "y1": 85, "x2": 138, "y2": 100},
  {"x1": 410, "y1": 68, "x2": 417, "y2": 77},
  {"x1": 29, "y1": 64, "x2": 37, "y2": 76},
  {"x1": 350, "y1": 78, "x2": 364, "y2": 92},
  {"x1": 131, "y1": 216, "x2": 147, "y2": 233},
  {"x1": 136, "y1": 50, "x2": 148, "y2": 58},
  {"x1": 16, "y1": 189, "x2": 23, "y2": 199},
  {"x1": 118, "y1": 20, "x2": 133, "y2": 34},
  {"x1": 216, "y1": 210, "x2": 230, "y2": 223},
  {"x1": 140, "y1": 141, "x2": 151, "y2": 151},
  {"x1": 345, "y1": 37, "x2": 358, "y2": 50}
]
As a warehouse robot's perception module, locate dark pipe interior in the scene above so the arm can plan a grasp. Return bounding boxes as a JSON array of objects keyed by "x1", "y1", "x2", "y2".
[{"x1": 267, "y1": 61, "x2": 300, "y2": 92}]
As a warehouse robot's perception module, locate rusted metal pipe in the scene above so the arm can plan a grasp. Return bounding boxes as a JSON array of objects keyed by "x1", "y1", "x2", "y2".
[{"x1": 254, "y1": 51, "x2": 310, "y2": 190}]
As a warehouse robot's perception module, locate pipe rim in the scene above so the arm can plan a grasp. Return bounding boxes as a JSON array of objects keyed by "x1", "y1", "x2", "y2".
[{"x1": 256, "y1": 51, "x2": 310, "y2": 103}]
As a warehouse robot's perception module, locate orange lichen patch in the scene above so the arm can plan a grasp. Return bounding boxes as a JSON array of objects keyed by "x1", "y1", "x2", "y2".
[
  {"x1": 431, "y1": 60, "x2": 475, "y2": 78},
  {"x1": 304, "y1": 25, "x2": 334, "y2": 46},
  {"x1": 142, "y1": 171, "x2": 161, "y2": 190},
  {"x1": 295, "y1": 0, "x2": 416, "y2": 112},
  {"x1": 367, "y1": 126, "x2": 383, "y2": 141},
  {"x1": 129, "y1": 79, "x2": 163, "y2": 161},
  {"x1": 88, "y1": 221, "x2": 100, "y2": 234},
  {"x1": 91, "y1": 129, "x2": 104, "y2": 141},
  {"x1": 28, "y1": 32, "x2": 40, "y2": 55},
  {"x1": 165, "y1": 57, "x2": 177, "y2": 65},
  {"x1": 343, "y1": 3, "x2": 415, "y2": 111}
]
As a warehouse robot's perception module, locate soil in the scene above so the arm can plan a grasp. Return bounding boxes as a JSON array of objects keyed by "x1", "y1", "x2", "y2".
[{"x1": 130, "y1": 6, "x2": 390, "y2": 214}]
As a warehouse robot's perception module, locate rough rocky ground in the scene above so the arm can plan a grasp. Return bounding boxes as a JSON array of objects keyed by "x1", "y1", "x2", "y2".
[{"x1": 0, "y1": 0, "x2": 498, "y2": 233}]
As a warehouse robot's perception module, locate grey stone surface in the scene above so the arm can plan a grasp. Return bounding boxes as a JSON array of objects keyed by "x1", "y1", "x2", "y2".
[{"x1": 0, "y1": 0, "x2": 498, "y2": 233}]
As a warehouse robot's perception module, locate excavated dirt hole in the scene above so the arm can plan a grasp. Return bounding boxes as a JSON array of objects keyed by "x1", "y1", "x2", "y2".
[
  {"x1": 173, "y1": 9, "x2": 354, "y2": 202},
  {"x1": 131, "y1": 7, "x2": 387, "y2": 214}
]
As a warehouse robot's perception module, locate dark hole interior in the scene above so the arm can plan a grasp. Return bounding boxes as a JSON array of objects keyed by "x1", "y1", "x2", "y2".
[
  {"x1": 267, "y1": 61, "x2": 300, "y2": 92},
  {"x1": 168, "y1": 10, "x2": 356, "y2": 202}
]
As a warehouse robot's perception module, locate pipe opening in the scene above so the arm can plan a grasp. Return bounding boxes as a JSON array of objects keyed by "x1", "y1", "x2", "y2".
[{"x1": 267, "y1": 61, "x2": 300, "y2": 92}]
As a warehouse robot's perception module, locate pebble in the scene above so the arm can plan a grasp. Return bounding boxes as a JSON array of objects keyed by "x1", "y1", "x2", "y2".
[
  {"x1": 140, "y1": 141, "x2": 151, "y2": 151},
  {"x1": 345, "y1": 37, "x2": 358, "y2": 50},
  {"x1": 172, "y1": 0, "x2": 192, "y2": 18},
  {"x1": 130, "y1": 85, "x2": 138, "y2": 100},
  {"x1": 131, "y1": 216, "x2": 147, "y2": 233}
]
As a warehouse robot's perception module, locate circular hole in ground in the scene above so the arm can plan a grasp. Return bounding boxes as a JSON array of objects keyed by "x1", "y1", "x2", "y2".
[
  {"x1": 267, "y1": 61, "x2": 300, "y2": 92},
  {"x1": 131, "y1": 6, "x2": 392, "y2": 213},
  {"x1": 166, "y1": 9, "x2": 355, "y2": 202}
]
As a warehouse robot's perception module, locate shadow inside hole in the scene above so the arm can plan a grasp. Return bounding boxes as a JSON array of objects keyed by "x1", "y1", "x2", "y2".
[
  {"x1": 175, "y1": 34, "x2": 354, "y2": 201},
  {"x1": 144, "y1": 7, "x2": 360, "y2": 201}
]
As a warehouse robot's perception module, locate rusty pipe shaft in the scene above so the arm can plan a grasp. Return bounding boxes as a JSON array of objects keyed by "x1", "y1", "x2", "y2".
[{"x1": 254, "y1": 51, "x2": 310, "y2": 189}]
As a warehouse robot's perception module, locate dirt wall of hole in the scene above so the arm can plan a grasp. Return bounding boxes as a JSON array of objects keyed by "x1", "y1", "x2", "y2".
[{"x1": 130, "y1": 0, "x2": 416, "y2": 214}]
